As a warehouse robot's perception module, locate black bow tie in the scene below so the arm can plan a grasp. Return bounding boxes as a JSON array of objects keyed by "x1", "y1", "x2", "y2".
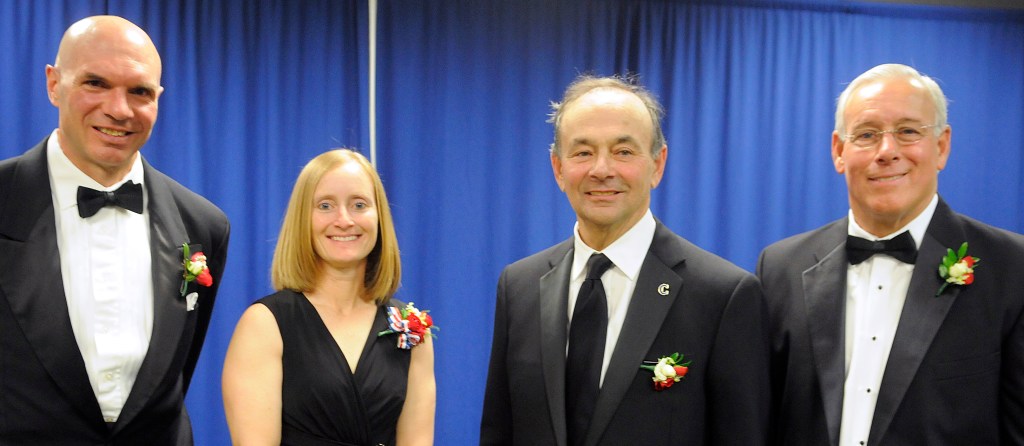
[
  {"x1": 846, "y1": 231, "x2": 917, "y2": 265},
  {"x1": 77, "y1": 181, "x2": 144, "y2": 218}
]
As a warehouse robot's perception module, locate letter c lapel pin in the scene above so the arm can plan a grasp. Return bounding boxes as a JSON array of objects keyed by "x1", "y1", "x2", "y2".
[{"x1": 657, "y1": 283, "x2": 670, "y2": 296}]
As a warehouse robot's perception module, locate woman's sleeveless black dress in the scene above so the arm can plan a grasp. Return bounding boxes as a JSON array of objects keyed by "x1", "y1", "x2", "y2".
[{"x1": 257, "y1": 290, "x2": 411, "y2": 446}]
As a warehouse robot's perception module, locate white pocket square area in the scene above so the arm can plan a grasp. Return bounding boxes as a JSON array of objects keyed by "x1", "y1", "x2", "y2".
[{"x1": 186, "y1": 292, "x2": 199, "y2": 311}]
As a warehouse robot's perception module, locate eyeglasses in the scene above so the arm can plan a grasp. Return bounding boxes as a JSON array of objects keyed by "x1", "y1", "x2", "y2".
[{"x1": 843, "y1": 124, "x2": 939, "y2": 148}]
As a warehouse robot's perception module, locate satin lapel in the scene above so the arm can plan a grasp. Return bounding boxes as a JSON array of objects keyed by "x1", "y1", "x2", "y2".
[
  {"x1": 802, "y1": 230, "x2": 848, "y2": 446},
  {"x1": 0, "y1": 211, "x2": 106, "y2": 422},
  {"x1": 0, "y1": 142, "x2": 104, "y2": 423},
  {"x1": 539, "y1": 247, "x2": 573, "y2": 446},
  {"x1": 116, "y1": 162, "x2": 190, "y2": 428},
  {"x1": 868, "y1": 200, "x2": 963, "y2": 444}
]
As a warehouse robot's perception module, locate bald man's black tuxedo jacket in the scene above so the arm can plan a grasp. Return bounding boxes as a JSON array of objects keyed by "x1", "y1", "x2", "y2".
[
  {"x1": 481, "y1": 221, "x2": 769, "y2": 446},
  {"x1": 757, "y1": 198, "x2": 1024, "y2": 445},
  {"x1": 0, "y1": 139, "x2": 230, "y2": 445}
]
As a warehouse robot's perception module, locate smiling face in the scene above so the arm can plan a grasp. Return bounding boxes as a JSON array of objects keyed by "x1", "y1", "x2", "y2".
[
  {"x1": 46, "y1": 16, "x2": 163, "y2": 186},
  {"x1": 551, "y1": 87, "x2": 667, "y2": 249},
  {"x1": 832, "y1": 77, "x2": 950, "y2": 236},
  {"x1": 310, "y1": 162, "x2": 380, "y2": 273}
]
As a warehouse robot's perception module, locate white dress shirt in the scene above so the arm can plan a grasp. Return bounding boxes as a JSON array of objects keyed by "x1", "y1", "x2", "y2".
[
  {"x1": 46, "y1": 130, "x2": 154, "y2": 423},
  {"x1": 568, "y1": 209, "x2": 656, "y2": 386},
  {"x1": 838, "y1": 195, "x2": 938, "y2": 446}
]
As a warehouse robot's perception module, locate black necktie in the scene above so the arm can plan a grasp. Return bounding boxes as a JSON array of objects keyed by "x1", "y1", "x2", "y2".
[
  {"x1": 846, "y1": 231, "x2": 917, "y2": 265},
  {"x1": 566, "y1": 253, "x2": 614, "y2": 446},
  {"x1": 76, "y1": 181, "x2": 144, "y2": 218}
]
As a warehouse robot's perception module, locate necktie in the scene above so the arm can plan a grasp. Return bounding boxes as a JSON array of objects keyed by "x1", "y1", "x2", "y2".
[
  {"x1": 566, "y1": 253, "x2": 614, "y2": 446},
  {"x1": 77, "y1": 181, "x2": 144, "y2": 218},
  {"x1": 846, "y1": 230, "x2": 917, "y2": 265}
]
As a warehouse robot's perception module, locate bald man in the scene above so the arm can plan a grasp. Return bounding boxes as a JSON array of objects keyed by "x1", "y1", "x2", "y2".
[{"x1": 0, "y1": 16, "x2": 230, "y2": 444}]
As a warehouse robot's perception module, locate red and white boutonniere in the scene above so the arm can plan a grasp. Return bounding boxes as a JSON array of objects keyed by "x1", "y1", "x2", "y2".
[
  {"x1": 936, "y1": 242, "x2": 980, "y2": 297},
  {"x1": 378, "y1": 302, "x2": 437, "y2": 349},
  {"x1": 640, "y1": 352, "x2": 691, "y2": 391},
  {"x1": 180, "y1": 243, "x2": 213, "y2": 297}
]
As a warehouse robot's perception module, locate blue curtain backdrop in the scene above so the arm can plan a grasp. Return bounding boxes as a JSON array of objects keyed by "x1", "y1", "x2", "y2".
[{"x1": 3, "y1": 0, "x2": 1023, "y2": 444}]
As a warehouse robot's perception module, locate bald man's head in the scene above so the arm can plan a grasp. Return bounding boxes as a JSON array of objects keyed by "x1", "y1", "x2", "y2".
[
  {"x1": 46, "y1": 16, "x2": 164, "y2": 186},
  {"x1": 54, "y1": 16, "x2": 162, "y2": 79}
]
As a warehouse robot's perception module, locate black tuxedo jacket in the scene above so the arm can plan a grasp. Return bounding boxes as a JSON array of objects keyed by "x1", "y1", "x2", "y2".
[
  {"x1": 757, "y1": 197, "x2": 1024, "y2": 445},
  {"x1": 481, "y1": 221, "x2": 769, "y2": 446},
  {"x1": 0, "y1": 139, "x2": 230, "y2": 445}
]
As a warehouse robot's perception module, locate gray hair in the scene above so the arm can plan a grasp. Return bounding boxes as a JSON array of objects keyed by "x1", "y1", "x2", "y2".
[
  {"x1": 835, "y1": 63, "x2": 948, "y2": 139},
  {"x1": 548, "y1": 74, "x2": 666, "y2": 157}
]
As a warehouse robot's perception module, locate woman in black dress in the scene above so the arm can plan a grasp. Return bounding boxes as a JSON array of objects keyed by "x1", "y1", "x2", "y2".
[{"x1": 223, "y1": 149, "x2": 435, "y2": 445}]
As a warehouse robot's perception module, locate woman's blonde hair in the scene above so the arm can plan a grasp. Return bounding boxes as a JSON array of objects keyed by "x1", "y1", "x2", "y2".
[{"x1": 271, "y1": 149, "x2": 401, "y2": 304}]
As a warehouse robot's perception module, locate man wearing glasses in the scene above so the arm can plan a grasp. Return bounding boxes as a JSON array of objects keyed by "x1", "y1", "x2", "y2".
[{"x1": 758, "y1": 63, "x2": 1024, "y2": 445}]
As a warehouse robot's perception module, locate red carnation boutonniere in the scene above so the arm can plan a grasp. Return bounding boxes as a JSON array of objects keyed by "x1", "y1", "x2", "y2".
[
  {"x1": 936, "y1": 242, "x2": 980, "y2": 297},
  {"x1": 378, "y1": 302, "x2": 438, "y2": 349},
  {"x1": 180, "y1": 243, "x2": 213, "y2": 297},
  {"x1": 640, "y1": 352, "x2": 691, "y2": 391}
]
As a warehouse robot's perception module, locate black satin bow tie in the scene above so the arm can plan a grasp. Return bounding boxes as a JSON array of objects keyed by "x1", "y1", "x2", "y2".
[
  {"x1": 77, "y1": 181, "x2": 143, "y2": 218},
  {"x1": 846, "y1": 231, "x2": 917, "y2": 265}
]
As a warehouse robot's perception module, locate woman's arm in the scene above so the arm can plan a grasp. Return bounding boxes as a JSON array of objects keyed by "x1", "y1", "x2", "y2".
[
  {"x1": 222, "y1": 304, "x2": 284, "y2": 445},
  {"x1": 395, "y1": 335, "x2": 436, "y2": 446}
]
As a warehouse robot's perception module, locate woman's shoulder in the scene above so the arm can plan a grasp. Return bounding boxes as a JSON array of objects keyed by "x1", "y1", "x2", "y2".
[
  {"x1": 255, "y1": 289, "x2": 304, "y2": 306},
  {"x1": 253, "y1": 289, "x2": 314, "y2": 319},
  {"x1": 381, "y1": 297, "x2": 406, "y2": 309}
]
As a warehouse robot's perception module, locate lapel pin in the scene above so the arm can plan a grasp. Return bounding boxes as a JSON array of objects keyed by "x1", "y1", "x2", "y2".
[{"x1": 657, "y1": 283, "x2": 670, "y2": 296}]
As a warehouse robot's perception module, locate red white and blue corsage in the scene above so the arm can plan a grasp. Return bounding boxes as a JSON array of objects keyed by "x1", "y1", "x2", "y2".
[{"x1": 377, "y1": 302, "x2": 437, "y2": 349}]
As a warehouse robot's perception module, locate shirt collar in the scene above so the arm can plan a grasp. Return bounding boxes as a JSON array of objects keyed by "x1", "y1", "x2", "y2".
[
  {"x1": 46, "y1": 129, "x2": 146, "y2": 212},
  {"x1": 572, "y1": 209, "x2": 656, "y2": 282},
  {"x1": 847, "y1": 194, "x2": 938, "y2": 249}
]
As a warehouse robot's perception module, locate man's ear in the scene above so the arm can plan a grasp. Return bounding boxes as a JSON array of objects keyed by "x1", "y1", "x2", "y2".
[
  {"x1": 45, "y1": 65, "x2": 60, "y2": 106},
  {"x1": 831, "y1": 132, "x2": 846, "y2": 174},
  {"x1": 650, "y1": 145, "x2": 667, "y2": 189},
  {"x1": 935, "y1": 125, "x2": 951, "y2": 171},
  {"x1": 551, "y1": 151, "x2": 565, "y2": 191}
]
